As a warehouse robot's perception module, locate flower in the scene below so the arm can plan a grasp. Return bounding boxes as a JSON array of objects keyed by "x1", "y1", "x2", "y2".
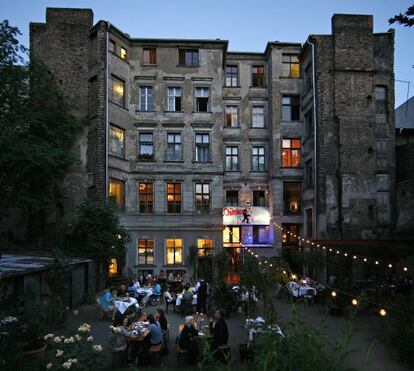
[
  {"x1": 78, "y1": 323, "x2": 91, "y2": 333},
  {"x1": 46, "y1": 363, "x2": 52, "y2": 369},
  {"x1": 62, "y1": 361, "x2": 72, "y2": 369},
  {"x1": 87, "y1": 336, "x2": 94, "y2": 342},
  {"x1": 56, "y1": 349, "x2": 64, "y2": 357},
  {"x1": 69, "y1": 359, "x2": 78, "y2": 364},
  {"x1": 92, "y1": 344, "x2": 103, "y2": 352},
  {"x1": 72, "y1": 310, "x2": 79, "y2": 316},
  {"x1": 53, "y1": 336, "x2": 62, "y2": 343},
  {"x1": 75, "y1": 334, "x2": 82, "y2": 341},
  {"x1": 0, "y1": 316, "x2": 17, "y2": 325},
  {"x1": 63, "y1": 337, "x2": 75, "y2": 344},
  {"x1": 44, "y1": 333, "x2": 54, "y2": 340}
]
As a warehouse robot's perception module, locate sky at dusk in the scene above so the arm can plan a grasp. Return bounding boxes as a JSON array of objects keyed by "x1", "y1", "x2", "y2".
[{"x1": 1, "y1": 0, "x2": 413, "y2": 107}]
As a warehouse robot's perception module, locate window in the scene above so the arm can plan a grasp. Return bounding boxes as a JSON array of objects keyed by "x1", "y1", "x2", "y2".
[
  {"x1": 109, "y1": 39, "x2": 116, "y2": 53},
  {"x1": 282, "y1": 224, "x2": 298, "y2": 244},
  {"x1": 197, "y1": 239, "x2": 213, "y2": 257},
  {"x1": 179, "y1": 49, "x2": 199, "y2": 66},
  {"x1": 167, "y1": 183, "x2": 181, "y2": 213},
  {"x1": 225, "y1": 105, "x2": 239, "y2": 128},
  {"x1": 195, "y1": 87, "x2": 209, "y2": 112},
  {"x1": 252, "y1": 146, "x2": 266, "y2": 172},
  {"x1": 283, "y1": 182, "x2": 301, "y2": 215},
  {"x1": 139, "y1": 86, "x2": 154, "y2": 111},
  {"x1": 138, "y1": 133, "x2": 154, "y2": 160},
  {"x1": 305, "y1": 64, "x2": 313, "y2": 91},
  {"x1": 225, "y1": 146, "x2": 239, "y2": 171},
  {"x1": 282, "y1": 139, "x2": 301, "y2": 167},
  {"x1": 252, "y1": 106, "x2": 265, "y2": 128},
  {"x1": 376, "y1": 139, "x2": 389, "y2": 169},
  {"x1": 305, "y1": 110, "x2": 314, "y2": 139},
  {"x1": 166, "y1": 133, "x2": 182, "y2": 161},
  {"x1": 138, "y1": 182, "x2": 153, "y2": 213},
  {"x1": 253, "y1": 226, "x2": 269, "y2": 244},
  {"x1": 223, "y1": 226, "x2": 240, "y2": 244},
  {"x1": 305, "y1": 159, "x2": 313, "y2": 187},
  {"x1": 167, "y1": 87, "x2": 182, "y2": 111},
  {"x1": 109, "y1": 179, "x2": 125, "y2": 208},
  {"x1": 120, "y1": 47, "x2": 127, "y2": 60},
  {"x1": 375, "y1": 86, "x2": 387, "y2": 115},
  {"x1": 281, "y1": 54, "x2": 300, "y2": 78},
  {"x1": 109, "y1": 125, "x2": 125, "y2": 158},
  {"x1": 225, "y1": 65, "x2": 238, "y2": 87},
  {"x1": 195, "y1": 183, "x2": 210, "y2": 214},
  {"x1": 306, "y1": 208, "x2": 313, "y2": 238},
  {"x1": 282, "y1": 96, "x2": 300, "y2": 121},
  {"x1": 225, "y1": 190, "x2": 238, "y2": 206},
  {"x1": 108, "y1": 258, "x2": 118, "y2": 277},
  {"x1": 143, "y1": 48, "x2": 157, "y2": 65},
  {"x1": 166, "y1": 239, "x2": 182, "y2": 265},
  {"x1": 195, "y1": 133, "x2": 210, "y2": 162},
  {"x1": 110, "y1": 75, "x2": 125, "y2": 107},
  {"x1": 138, "y1": 239, "x2": 154, "y2": 265},
  {"x1": 253, "y1": 190, "x2": 266, "y2": 206},
  {"x1": 377, "y1": 174, "x2": 390, "y2": 225},
  {"x1": 252, "y1": 65, "x2": 265, "y2": 87}
]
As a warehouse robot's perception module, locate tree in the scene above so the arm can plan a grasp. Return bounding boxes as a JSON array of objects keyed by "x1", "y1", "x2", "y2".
[
  {"x1": 0, "y1": 20, "x2": 79, "y2": 243},
  {"x1": 61, "y1": 200, "x2": 129, "y2": 272},
  {"x1": 389, "y1": 5, "x2": 414, "y2": 27}
]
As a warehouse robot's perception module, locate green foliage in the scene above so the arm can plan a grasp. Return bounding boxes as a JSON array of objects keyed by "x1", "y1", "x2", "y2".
[
  {"x1": 0, "y1": 20, "x2": 80, "y2": 233},
  {"x1": 389, "y1": 5, "x2": 414, "y2": 27},
  {"x1": 61, "y1": 200, "x2": 129, "y2": 269}
]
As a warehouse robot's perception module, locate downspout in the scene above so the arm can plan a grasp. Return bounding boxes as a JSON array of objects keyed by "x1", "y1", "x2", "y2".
[
  {"x1": 105, "y1": 22, "x2": 111, "y2": 201},
  {"x1": 306, "y1": 38, "x2": 318, "y2": 241}
]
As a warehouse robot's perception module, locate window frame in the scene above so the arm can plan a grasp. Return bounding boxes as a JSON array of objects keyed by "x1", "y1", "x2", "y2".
[
  {"x1": 225, "y1": 190, "x2": 239, "y2": 206},
  {"x1": 167, "y1": 182, "x2": 182, "y2": 214},
  {"x1": 225, "y1": 65, "x2": 239, "y2": 87},
  {"x1": 166, "y1": 238, "x2": 183, "y2": 265},
  {"x1": 120, "y1": 47, "x2": 127, "y2": 61},
  {"x1": 225, "y1": 105, "x2": 239, "y2": 128},
  {"x1": 137, "y1": 239, "x2": 154, "y2": 265},
  {"x1": 225, "y1": 146, "x2": 239, "y2": 172},
  {"x1": 282, "y1": 95, "x2": 300, "y2": 121},
  {"x1": 138, "y1": 132, "x2": 154, "y2": 160},
  {"x1": 281, "y1": 54, "x2": 300, "y2": 78},
  {"x1": 195, "y1": 183, "x2": 210, "y2": 214},
  {"x1": 109, "y1": 39, "x2": 116, "y2": 53},
  {"x1": 166, "y1": 133, "x2": 182, "y2": 162},
  {"x1": 223, "y1": 226, "x2": 240, "y2": 244},
  {"x1": 138, "y1": 182, "x2": 153, "y2": 214},
  {"x1": 109, "y1": 178, "x2": 125, "y2": 210},
  {"x1": 195, "y1": 87, "x2": 210, "y2": 112},
  {"x1": 305, "y1": 159, "x2": 313, "y2": 187},
  {"x1": 252, "y1": 146, "x2": 266, "y2": 172},
  {"x1": 139, "y1": 86, "x2": 154, "y2": 112},
  {"x1": 109, "y1": 124, "x2": 125, "y2": 158},
  {"x1": 282, "y1": 223, "x2": 299, "y2": 244},
  {"x1": 167, "y1": 87, "x2": 182, "y2": 112},
  {"x1": 283, "y1": 182, "x2": 301, "y2": 215},
  {"x1": 109, "y1": 75, "x2": 126, "y2": 107},
  {"x1": 251, "y1": 105, "x2": 265, "y2": 128},
  {"x1": 375, "y1": 86, "x2": 388, "y2": 116},
  {"x1": 195, "y1": 133, "x2": 211, "y2": 162},
  {"x1": 179, "y1": 49, "x2": 199, "y2": 66},
  {"x1": 197, "y1": 239, "x2": 213, "y2": 257},
  {"x1": 142, "y1": 48, "x2": 157, "y2": 65},
  {"x1": 251, "y1": 65, "x2": 265, "y2": 88},
  {"x1": 282, "y1": 138, "x2": 301, "y2": 168}
]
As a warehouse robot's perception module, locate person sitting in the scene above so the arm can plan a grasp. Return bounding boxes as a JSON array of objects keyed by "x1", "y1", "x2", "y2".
[
  {"x1": 153, "y1": 280, "x2": 162, "y2": 296},
  {"x1": 163, "y1": 286, "x2": 175, "y2": 312},
  {"x1": 138, "y1": 311, "x2": 147, "y2": 322},
  {"x1": 147, "y1": 314, "x2": 163, "y2": 346},
  {"x1": 122, "y1": 306, "x2": 137, "y2": 329},
  {"x1": 209, "y1": 309, "x2": 229, "y2": 350},
  {"x1": 168, "y1": 272, "x2": 174, "y2": 282},
  {"x1": 100, "y1": 288, "x2": 116, "y2": 319},
  {"x1": 179, "y1": 316, "x2": 199, "y2": 364},
  {"x1": 117, "y1": 284, "x2": 128, "y2": 297}
]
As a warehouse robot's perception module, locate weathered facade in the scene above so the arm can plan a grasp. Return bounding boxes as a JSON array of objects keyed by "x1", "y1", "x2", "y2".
[{"x1": 30, "y1": 8, "x2": 396, "y2": 277}]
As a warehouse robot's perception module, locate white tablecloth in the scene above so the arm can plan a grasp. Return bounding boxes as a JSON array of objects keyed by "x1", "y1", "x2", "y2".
[
  {"x1": 176, "y1": 294, "x2": 197, "y2": 306},
  {"x1": 137, "y1": 287, "x2": 153, "y2": 296},
  {"x1": 288, "y1": 282, "x2": 317, "y2": 297},
  {"x1": 114, "y1": 297, "x2": 138, "y2": 314}
]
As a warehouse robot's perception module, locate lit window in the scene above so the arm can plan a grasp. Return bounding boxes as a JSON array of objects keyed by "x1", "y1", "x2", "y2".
[
  {"x1": 252, "y1": 106, "x2": 265, "y2": 128},
  {"x1": 281, "y1": 54, "x2": 300, "y2": 78},
  {"x1": 166, "y1": 238, "x2": 182, "y2": 265},
  {"x1": 252, "y1": 146, "x2": 266, "y2": 172},
  {"x1": 179, "y1": 49, "x2": 199, "y2": 66},
  {"x1": 195, "y1": 87, "x2": 209, "y2": 112},
  {"x1": 282, "y1": 139, "x2": 301, "y2": 167},
  {"x1": 138, "y1": 239, "x2": 154, "y2": 265},
  {"x1": 167, "y1": 183, "x2": 181, "y2": 213},
  {"x1": 138, "y1": 133, "x2": 154, "y2": 160},
  {"x1": 225, "y1": 105, "x2": 239, "y2": 128},
  {"x1": 120, "y1": 47, "x2": 127, "y2": 60},
  {"x1": 109, "y1": 125, "x2": 125, "y2": 158},
  {"x1": 108, "y1": 258, "x2": 118, "y2": 277},
  {"x1": 143, "y1": 48, "x2": 157, "y2": 65},
  {"x1": 197, "y1": 239, "x2": 213, "y2": 257},
  {"x1": 252, "y1": 65, "x2": 265, "y2": 87},
  {"x1": 195, "y1": 183, "x2": 210, "y2": 214},
  {"x1": 225, "y1": 65, "x2": 238, "y2": 87},
  {"x1": 223, "y1": 226, "x2": 240, "y2": 244},
  {"x1": 283, "y1": 182, "x2": 301, "y2": 215},
  {"x1": 109, "y1": 179, "x2": 125, "y2": 208},
  {"x1": 195, "y1": 133, "x2": 210, "y2": 162},
  {"x1": 282, "y1": 96, "x2": 300, "y2": 121},
  {"x1": 167, "y1": 87, "x2": 182, "y2": 111},
  {"x1": 166, "y1": 133, "x2": 182, "y2": 161},
  {"x1": 138, "y1": 182, "x2": 153, "y2": 213},
  {"x1": 225, "y1": 146, "x2": 239, "y2": 171},
  {"x1": 139, "y1": 86, "x2": 154, "y2": 111},
  {"x1": 110, "y1": 75, "x2": 125, "y2": 107}
]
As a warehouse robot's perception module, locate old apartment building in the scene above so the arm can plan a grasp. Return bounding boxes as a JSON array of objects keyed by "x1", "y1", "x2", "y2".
[{"x1": 30, "y1": 8, "x2": 395, "y2": 277}]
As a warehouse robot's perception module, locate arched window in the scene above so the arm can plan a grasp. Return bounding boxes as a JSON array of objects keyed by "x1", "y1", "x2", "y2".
[{"x1": 108, "y1": 258, "x2": 118, "y2": 277}]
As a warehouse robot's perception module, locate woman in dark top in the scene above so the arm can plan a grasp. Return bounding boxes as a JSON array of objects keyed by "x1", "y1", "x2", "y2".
[
  {"x1": 122, "y1": 307, "x2": 136, "y2": 328},
  {"x1": 179, "y1": 316, "x2": 199, "y2": 363},
  {"x1": 155, "y1": 309, "x2": 168, "y2": 332},
  {"x1": 209, "y1": 309, "x2": 229, "y2": 350}
]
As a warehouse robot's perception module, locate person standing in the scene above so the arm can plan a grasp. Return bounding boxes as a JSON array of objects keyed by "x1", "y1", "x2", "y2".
[
  {"x1": 209, "y1": 309, "x2": 229, "y2": 351},
  {"x1": 195, "y1": 279, "x2": 207, "y2": 314}
]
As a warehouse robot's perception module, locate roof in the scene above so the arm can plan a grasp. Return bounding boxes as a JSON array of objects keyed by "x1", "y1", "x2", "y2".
[
  {"x1": 0, "y1": 253, "x2": 91, "y2": 279},
  {"x1": 396, "y1": 96, "x2": 414, "y2": 129}
]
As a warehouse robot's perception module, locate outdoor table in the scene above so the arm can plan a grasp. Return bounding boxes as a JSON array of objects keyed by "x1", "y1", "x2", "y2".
[
  {"x1": 114, "y1": 297, "x2": 138, "y2": 315},
  {"x1": 176, "y1": 294, "x2": 197, "y2": 307},
  {"x1": 288, "y1": 281, "x2": 317, "y2": 297}
]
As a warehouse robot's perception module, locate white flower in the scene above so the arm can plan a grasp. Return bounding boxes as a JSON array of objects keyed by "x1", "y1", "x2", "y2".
[
  {"x1": 72, "y1": 310, "x2": 79, "y2": 316},
  {"x1": 0, "y1": 316, "x2": 17, "y2": 325},
  {"x1": 92, "y1": 344, "x2": 103, "y2": 352},
  {"x1": 46, "y1": 363, "x2": 52, "y2": 369},
  {"x1": 78, "y1": 323, "x2": 91, "y2": 333},
  {"x1": 62, "y1": 361, "x2": 72, "y2": 369},
  {"x1": 75, "y1": 334, "x2": 82, "y2": 341},
  {"x1": 53, "y1": 337, "x2": 62, "y2": 343},
  {"x1": 56, "y1": 349, "x2": 64, "y2": 357},
  {"x1": 44, "y1": 333, "x2": 54, "y2": 340},
  {"x1": 87, "y1": 336, "x2": 94, "y2": 342},
  {"x1": 68, "y1": 359, "x2": 78, "y2": 364}
]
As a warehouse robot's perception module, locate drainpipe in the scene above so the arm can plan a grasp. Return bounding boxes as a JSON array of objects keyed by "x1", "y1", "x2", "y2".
[
  {"x1": 306, "y1": 38, "x2": 318, "y2": 242},
  {"x1": 105, "y1": 22, "x2": 111, "y2": 201}
]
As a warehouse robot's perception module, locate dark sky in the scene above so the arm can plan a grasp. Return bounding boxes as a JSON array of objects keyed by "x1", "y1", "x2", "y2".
[{"x1": 1, "y1": 0, "x2": 413, "y2": 106}]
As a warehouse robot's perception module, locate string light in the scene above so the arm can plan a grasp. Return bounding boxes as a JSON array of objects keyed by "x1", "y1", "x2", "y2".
[
  {"x1": 331, "y1": 291, "x2": 337, "y2": 298},
  {"x1": 404, "y1": 267, "x2": 408, "y2": 272},
  {"x1": 379, "y1": 308, "x2": 387, "y2": 317},
  {"x1": 375, "y1": 261, "x2": 379, "y2": 265},
  {"x1": 352, "y1": 299, "x2": 358, "y2": 306},
  {"x1": 388, "y1": 264, "x2": 392, "y2": 268},
  {"x1": 353, "y1": 256, "x2": 357, "y2": 259}
]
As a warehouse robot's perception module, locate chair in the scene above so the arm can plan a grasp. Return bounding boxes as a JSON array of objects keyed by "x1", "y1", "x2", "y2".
[
  {"x1": 175, "y1": 336, "x2": 191, "y2": 365},
  {"x1": 303, "y1": 289, "x2": 315, "y2": 305},
  {"x1": 149, "y1": 294, "x2": 161, "y2": 306},
  {"x1": 180, "y1": 298, "x2": 193, "y2": 316},
  {"x1": 165, "y1": 298, "x2": 175, "y2": 313}
]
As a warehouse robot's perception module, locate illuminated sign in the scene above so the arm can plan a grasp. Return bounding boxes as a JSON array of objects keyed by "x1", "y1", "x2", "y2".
[{"x1": 222, "y1": 207, "x2": 270, "y2": 225}]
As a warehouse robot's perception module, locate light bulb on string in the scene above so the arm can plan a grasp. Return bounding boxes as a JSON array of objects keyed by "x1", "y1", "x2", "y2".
[
  {"x1": 403, "y1": 267, "x2": 408, "y2": 272},
  {"x1": 375, "y1": 261, "x2": 379, "y2": 265},
  {"x1": 353, "y1": 256, "x2": 357, "y2": 260},
  {"x1": 344, "y1": 253, "x2": 348, "y2": 257},
  {"x1": 388, "y1": 264, "x2": 392, "y2": 268},
  {"x1": 331, "y1": 291, "x2": 337, "y2": 298},
  {"x1": 352, "y1": 299, "x2": 358, "y2": 306},
  {"x1": 379, "y1": 308, "x2": 387, "y2": 317},
  {"x1": 363, "y1": 258, "x2": 367, "y2": 262}
]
